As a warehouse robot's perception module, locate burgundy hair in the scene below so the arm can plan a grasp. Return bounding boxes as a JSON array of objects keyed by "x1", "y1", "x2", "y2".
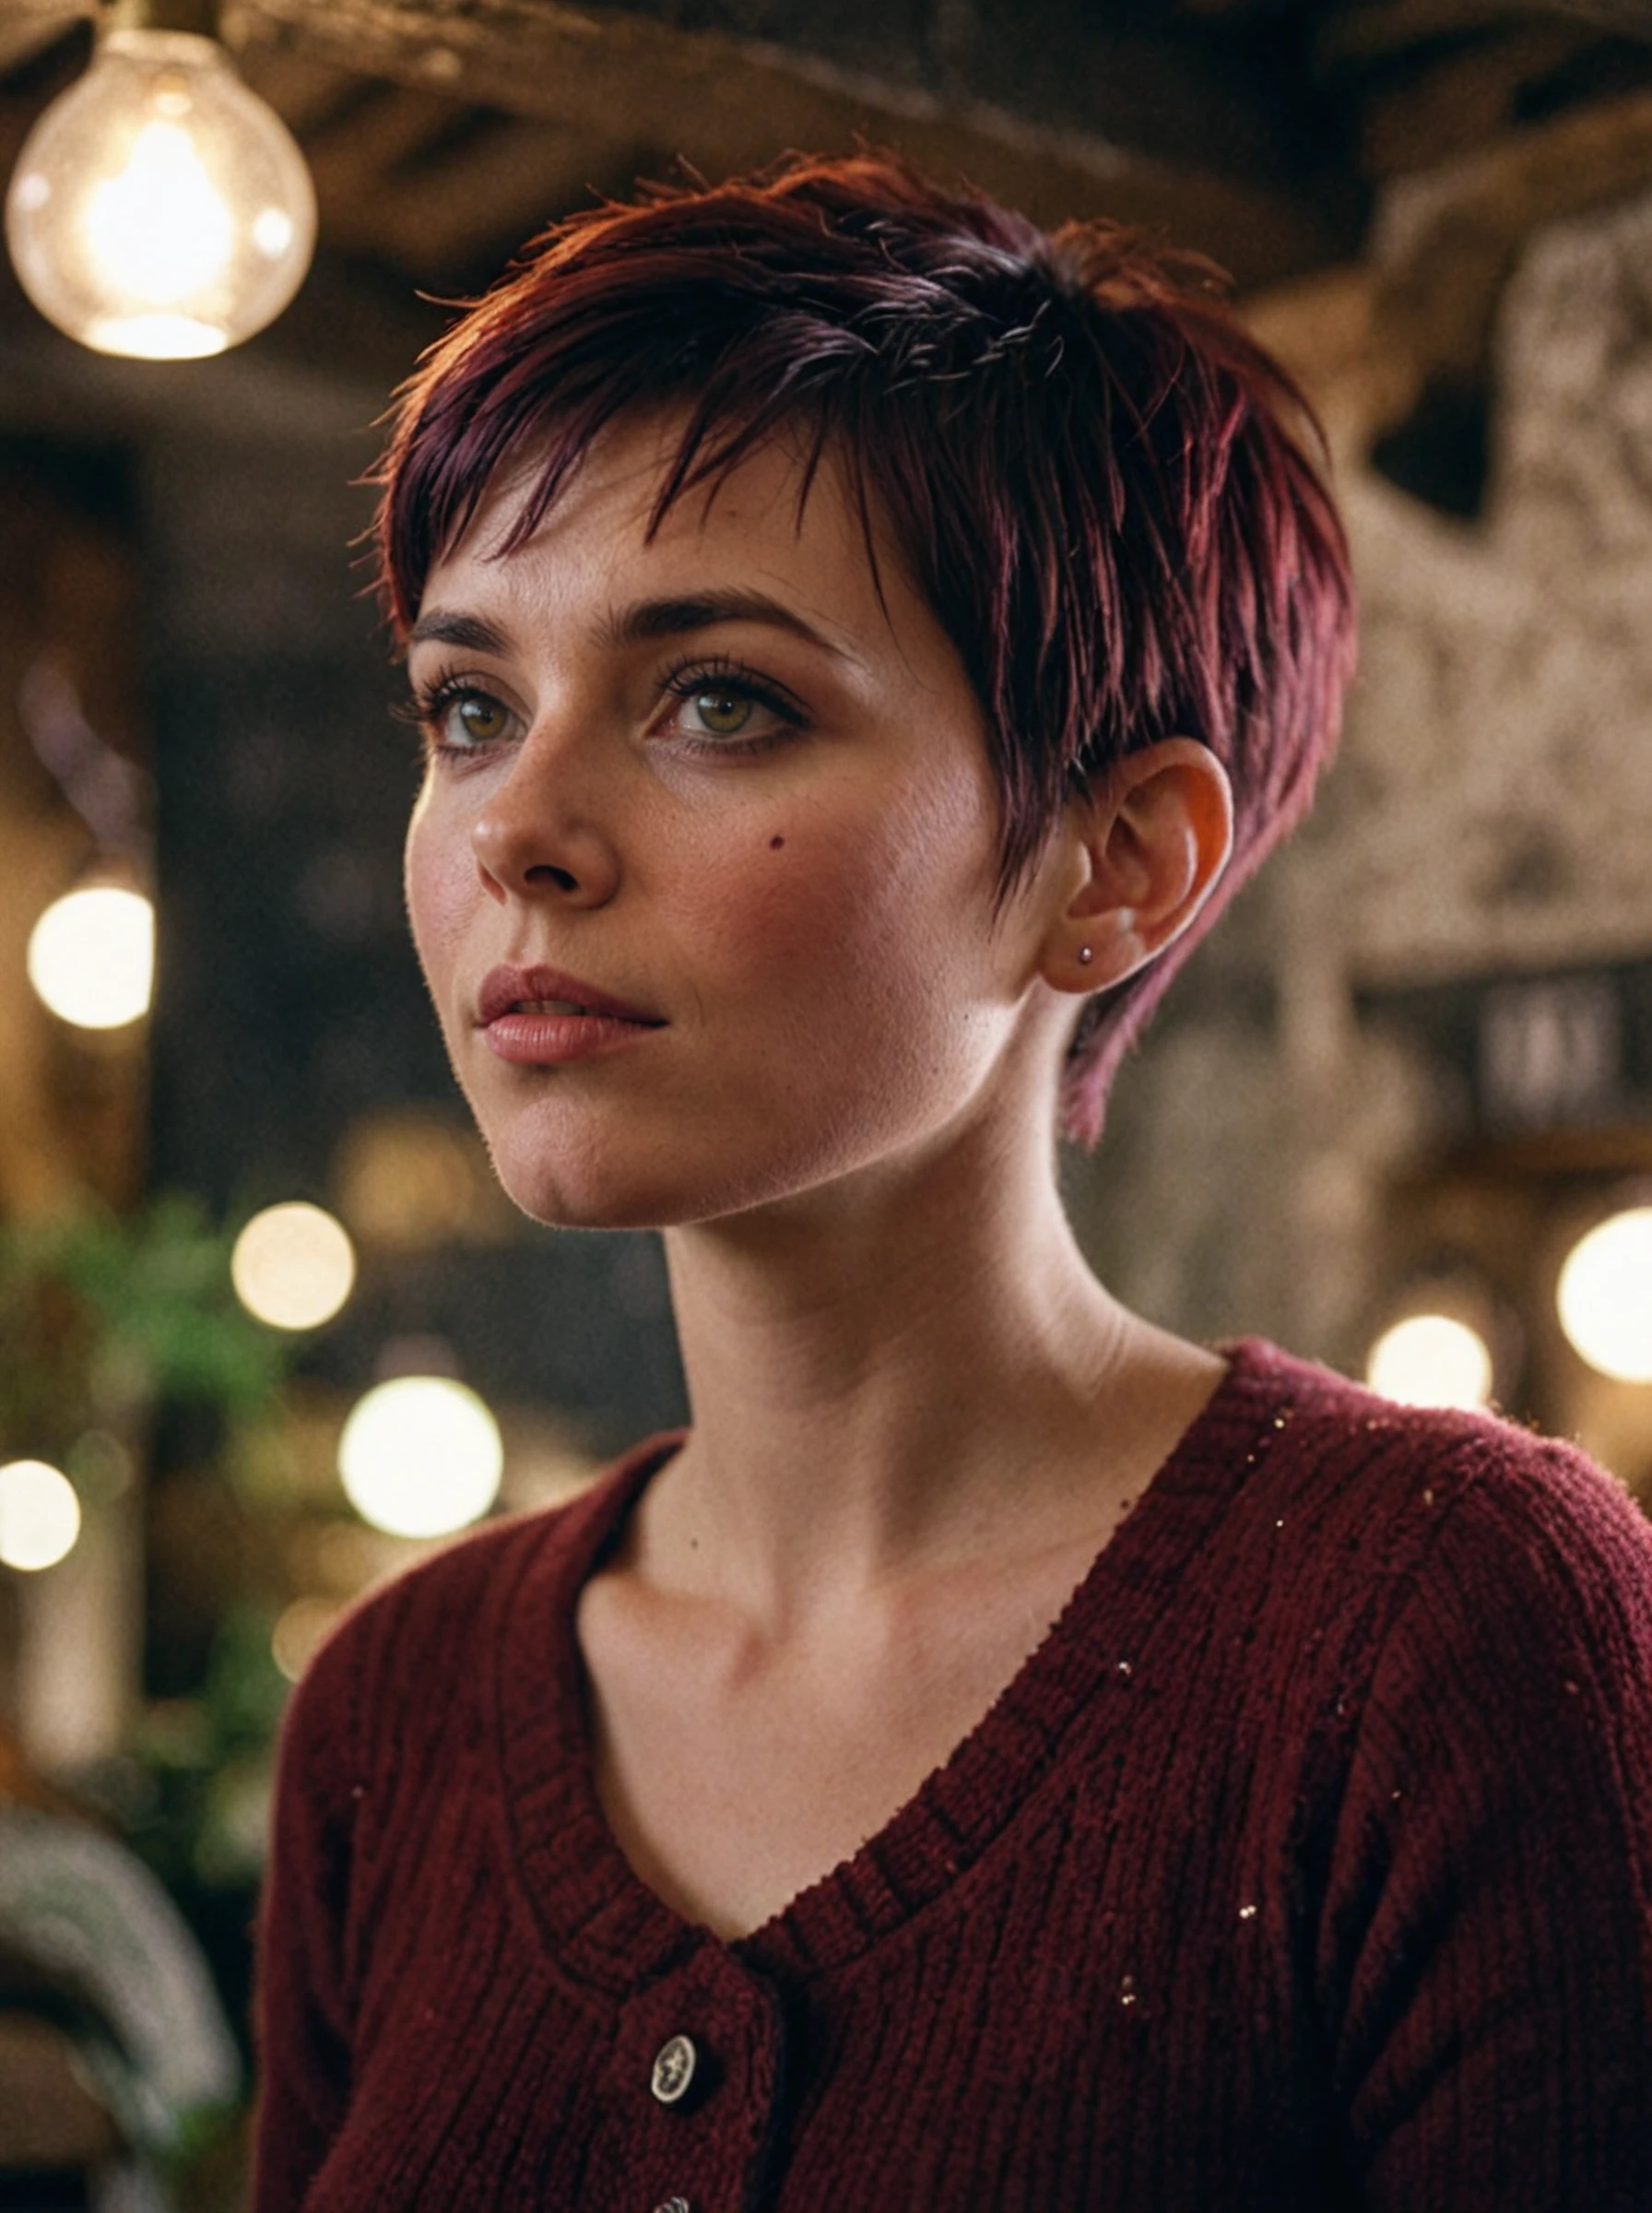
[{"x1": 373, "y1": 153, "x2": 1355, "y2": 1143}]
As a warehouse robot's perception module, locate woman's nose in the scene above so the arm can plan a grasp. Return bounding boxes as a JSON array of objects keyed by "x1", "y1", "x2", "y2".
[{"x1": 469, "y1": 729, "x2": 621, "y2": 909}]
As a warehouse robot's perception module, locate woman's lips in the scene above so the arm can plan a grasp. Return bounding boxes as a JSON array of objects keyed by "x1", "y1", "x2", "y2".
[
  {"x1": 481, "y1": 1007, "x2": 664, "y2": 1066},
  {"x1": 475, "y1": 963, "x2": 666, "y2": 1066}
]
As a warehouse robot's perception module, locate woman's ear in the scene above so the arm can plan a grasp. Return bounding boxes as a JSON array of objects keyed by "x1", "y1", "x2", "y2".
[{"x1": 1041, "y1": 739, "x2": 1234, "y2": 995}]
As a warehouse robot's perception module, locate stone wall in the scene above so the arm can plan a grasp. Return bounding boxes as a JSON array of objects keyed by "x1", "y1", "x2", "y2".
[{"x1": 1068, "y1": 184, "x2": 1652, "y2": 1415}]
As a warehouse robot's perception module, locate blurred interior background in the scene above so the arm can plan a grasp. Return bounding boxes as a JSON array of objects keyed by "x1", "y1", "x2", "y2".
[{"x1": 3, "y1": 0, "x2": 1652, "y2": 2199}]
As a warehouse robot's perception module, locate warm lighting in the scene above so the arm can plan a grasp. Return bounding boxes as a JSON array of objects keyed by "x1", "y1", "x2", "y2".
[
  {"x1": 1557, "y1": 1206, "x2": 1652, "y2": 1383},
  {"x1": 0, "y1": 1459, "x2": 82, "y2": 1572},
  {"x1": 271, "y1": 1594, "x2": 340, "y2": 1683},
  {"x1": 5, "y1": 9, "x2": 315, "y2": 361},
  {"x1": 231, "y1": 1201, "x2": 356, "y2": 1331},
  {"x1": 335, "y1": 1111, "x2": 494, "y2": 1251},
  {"x1": 337, "y1": 1376, "x2": 503, "y2": 1539},
  {"x1": 1366, "y1": 1313, "x2": 1493, "y2": 1411},
  {"x1": 27, "y1": 882, "x2": 155, "y2": 1028}
]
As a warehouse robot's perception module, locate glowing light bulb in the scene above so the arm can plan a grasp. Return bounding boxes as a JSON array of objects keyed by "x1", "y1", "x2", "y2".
[
  {"x1": 338, "y1": 1377, "x2": 503, "y2": 1540},
  {"x1": 231, "y1": 1201, "x2": 356, "y2": 1331},
  {"x1": 5, "y1": 27, "x2": 315, "y2": 360},
  {"x1": 0, "y1": 1460, "x2": 82, "y2": 1572},
  {"x1": 1367, "y1": 1313, "x2": 1493, "y2": 1411},
  {"x1": 1557, "y1": 1206, "x2": 1652, "y2": 1383},
  {"x1": 86, "y1": 116, "x2": 235, "y2": 302},
  {"x1": 27, "y1": 883, "x2": 155, "y2": 1028}
]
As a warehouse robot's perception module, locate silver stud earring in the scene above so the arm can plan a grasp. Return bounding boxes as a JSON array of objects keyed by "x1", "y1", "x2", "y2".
[{"x1": 1078, "y1": 945, "x2": 1093, "y2": 966}]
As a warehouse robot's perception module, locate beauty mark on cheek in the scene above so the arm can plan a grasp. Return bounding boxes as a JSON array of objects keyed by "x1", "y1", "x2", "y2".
[{"x1": 769, "y1": 834, "x2": 785, "y2": 850}]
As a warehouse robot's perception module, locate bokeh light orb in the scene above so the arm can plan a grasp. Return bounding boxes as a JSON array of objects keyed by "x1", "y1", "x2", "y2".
[
  {"x1": 1557, "y1": 1207, "x2": 1652, "y2": 1383},
  {"x1": 231, "y1": 1201, "x2": 356, "y2": 1331},
  {"x1": 1366, "y1": 1313, "x2": 1493, "y2": 1411},
  {"x1": 0, "y1": 1459, "x2": 82, "y2": 1571},
  {"x1": 271, "y1": 1594, "x2": 341, "y2": 1684},
  {"x1": 27, "y1": 884, "x2": 155, "y2": 1028},
  {"x1": 337, "y1": 1376, "x2": 502, "y2": 1539}
]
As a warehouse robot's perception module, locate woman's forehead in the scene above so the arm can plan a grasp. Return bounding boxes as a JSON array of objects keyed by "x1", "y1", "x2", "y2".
[
  {"x1": 421, "y1": 411, "x2": 919, "y2": 652},
  {"x1": 459, "y1": 408, "x2": 845, "y2": 550}
]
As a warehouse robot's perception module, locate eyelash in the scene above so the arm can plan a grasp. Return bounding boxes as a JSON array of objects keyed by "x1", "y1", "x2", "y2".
[
  {"x1": 656, "y1": 654, "x2": 807, "y2": 756},
  {"x1": 398, "y1": 675, "x2": 509, "y2": 763},
  {"x1": 400, "y1": 657, "x2": 808, "y2": 763}
]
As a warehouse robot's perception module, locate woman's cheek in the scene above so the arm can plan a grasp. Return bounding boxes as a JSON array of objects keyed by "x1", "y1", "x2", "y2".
[
  {"x1": 404, "y1": 800, "x2": 474, "y2": 1006},
  {"x1": 681, "y1": 815, "x2": 873, "y2": 992}
]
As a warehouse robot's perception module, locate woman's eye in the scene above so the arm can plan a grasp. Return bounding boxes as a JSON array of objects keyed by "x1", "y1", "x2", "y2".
[
  {"x1": 453, "y1": 693, "x2": 512, "y2": 744},
  {"x1": 658, "y1": 665, "x2": 803, "y2": 751},
  {"x1": 687, "y1": 687, "x2": 757, "y2": 738},
  {"x1": 425, "y1": 688, "x2": 515, "y2": 750}
]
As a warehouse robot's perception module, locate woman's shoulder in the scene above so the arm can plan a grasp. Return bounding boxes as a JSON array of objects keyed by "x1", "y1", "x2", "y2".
[
  {"x1": 1231, "y1": 1334, "x2": 1647, "y2": 1535},
  {"x1": 1210, "y1": 1352, "x2": 1652, "y2": 2196},
  {"x1": 1221, "y1": 1336, "x2": 1652, "y2": 1687}
]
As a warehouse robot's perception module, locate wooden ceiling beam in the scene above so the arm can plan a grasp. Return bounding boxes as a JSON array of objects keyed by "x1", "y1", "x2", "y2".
[
  {"x1": 1359, "y1": 18, "x2": 1597, "y2": 172},
  {"x1": 1246, "y1": 76, "x2": 1652, "y2": 456},
  {"x1": 345, "y1": 112, "x2": 643, "y2": 273},
  {"x1": 221, "y1": 0, "x2": 1339, "y2": 289},
  {"x1": 0, "y1": 5, "x2": 83, "y2": 77},
  {"x1": 298, "y1": 78, "x2": 480, "y2": 215},
  {"x1": 1319, "y1": 0, "x2": 1545, "y2": 70},
  {"x1": 232, "y1": 41, "x2": 366, "y2": 136},
  {"x1": 1366, "y1": 87, "x2": 1652, "y2": 414},
  {"x1": 1319, "y1": 0, "x2": 1652, "y2": 71}
]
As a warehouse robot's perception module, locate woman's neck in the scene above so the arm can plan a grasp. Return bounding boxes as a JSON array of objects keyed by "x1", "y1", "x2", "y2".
[{"x1": 646, "y1": 1120, "x2": 1221, "y2": 1628}]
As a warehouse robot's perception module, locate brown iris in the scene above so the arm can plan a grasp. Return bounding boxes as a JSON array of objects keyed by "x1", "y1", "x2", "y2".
[
  {"x1": 692, "y1": 688, "x2": 753, "y2": 736},
  {"x1": 456, "y1": 695, "x2": 511, "y2": 744}
]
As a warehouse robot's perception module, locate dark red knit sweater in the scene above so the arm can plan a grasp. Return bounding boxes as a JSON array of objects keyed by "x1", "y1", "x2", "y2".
[{"x1": 254, "y1": 1340, "x2": 1652, "y2": 2209}]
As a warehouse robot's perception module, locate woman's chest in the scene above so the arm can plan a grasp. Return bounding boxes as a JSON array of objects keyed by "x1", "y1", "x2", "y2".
[
  {"x1": 574, "y1": 1542, "x2": 1112, "y2": 1942},
  {"x1": 312, "y1": 1739, "x2": 1335, "y2": 2213}
]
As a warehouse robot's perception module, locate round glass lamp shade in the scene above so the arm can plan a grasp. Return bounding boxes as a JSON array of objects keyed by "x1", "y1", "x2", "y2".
[{"x1": 5, "y1": 28, "x2": 316, "y2": 360}]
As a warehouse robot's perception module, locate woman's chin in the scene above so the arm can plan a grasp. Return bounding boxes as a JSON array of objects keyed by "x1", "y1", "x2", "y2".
[
  {"x1": 484, "y1": 1137, "x2": 735, "y2": 1235},
  {"x1": 482, "y1": 1128, "x2": 858, "y2": 1237},
  {"x1": 489, "y1": 1160, "x2": 677, "y2": 1234}
]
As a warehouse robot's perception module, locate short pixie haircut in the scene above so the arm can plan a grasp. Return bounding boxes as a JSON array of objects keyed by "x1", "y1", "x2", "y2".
[{"x1": 374, "y1": 152, "x2": 1354, "y2": 1143}]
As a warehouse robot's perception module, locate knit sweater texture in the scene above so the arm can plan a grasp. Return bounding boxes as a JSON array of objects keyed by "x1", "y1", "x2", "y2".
[{"x1": 254, "y1": 1339, "x2": 1652, "y2": 2209}]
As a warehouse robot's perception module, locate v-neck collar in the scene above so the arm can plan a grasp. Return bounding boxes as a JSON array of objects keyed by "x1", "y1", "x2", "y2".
[{"x1": 489, "y1": 1338, "x2": 1301, "y2": 1994}]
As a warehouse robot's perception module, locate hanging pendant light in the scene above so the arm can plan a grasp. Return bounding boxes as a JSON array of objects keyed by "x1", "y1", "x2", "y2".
[{"x1": 5, "y1": 0, "x2": 316, "y2": 361}]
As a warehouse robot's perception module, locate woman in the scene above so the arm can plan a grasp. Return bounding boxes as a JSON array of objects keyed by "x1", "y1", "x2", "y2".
[{"x1": 254, "y1": 155, "x2": 1652, "y2": 2207}]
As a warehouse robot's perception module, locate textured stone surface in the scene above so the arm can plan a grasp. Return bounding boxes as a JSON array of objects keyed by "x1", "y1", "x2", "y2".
[
  {"x1": 1069, "y1": 183, "x2": 1652, "y2": 1394},
  {"x1": 1324, "y1": 184, "x2": 1652, "y2": 987}
]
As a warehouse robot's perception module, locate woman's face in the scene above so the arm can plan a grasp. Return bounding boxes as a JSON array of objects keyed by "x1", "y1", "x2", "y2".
[{"x1": 404, "y1": 416, "x2": 1068, "y2": 1231}]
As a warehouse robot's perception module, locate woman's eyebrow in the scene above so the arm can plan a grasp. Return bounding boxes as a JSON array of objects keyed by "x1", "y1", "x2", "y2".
[
  {"x1": 407, "y1": 610, "x2": 512, "y2": 654},
  {"x1": 604, "y1": 591, "x2": 848, "y2": 658}
]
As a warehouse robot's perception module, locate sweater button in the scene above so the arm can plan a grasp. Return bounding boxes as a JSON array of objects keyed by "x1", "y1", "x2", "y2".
[
  {"x1": 650, "y1": 2033, "x2": 698, "y2": 2105},
  {"x1": 652, "y1": 2199, "x2": 692, "y2": 2213}
]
